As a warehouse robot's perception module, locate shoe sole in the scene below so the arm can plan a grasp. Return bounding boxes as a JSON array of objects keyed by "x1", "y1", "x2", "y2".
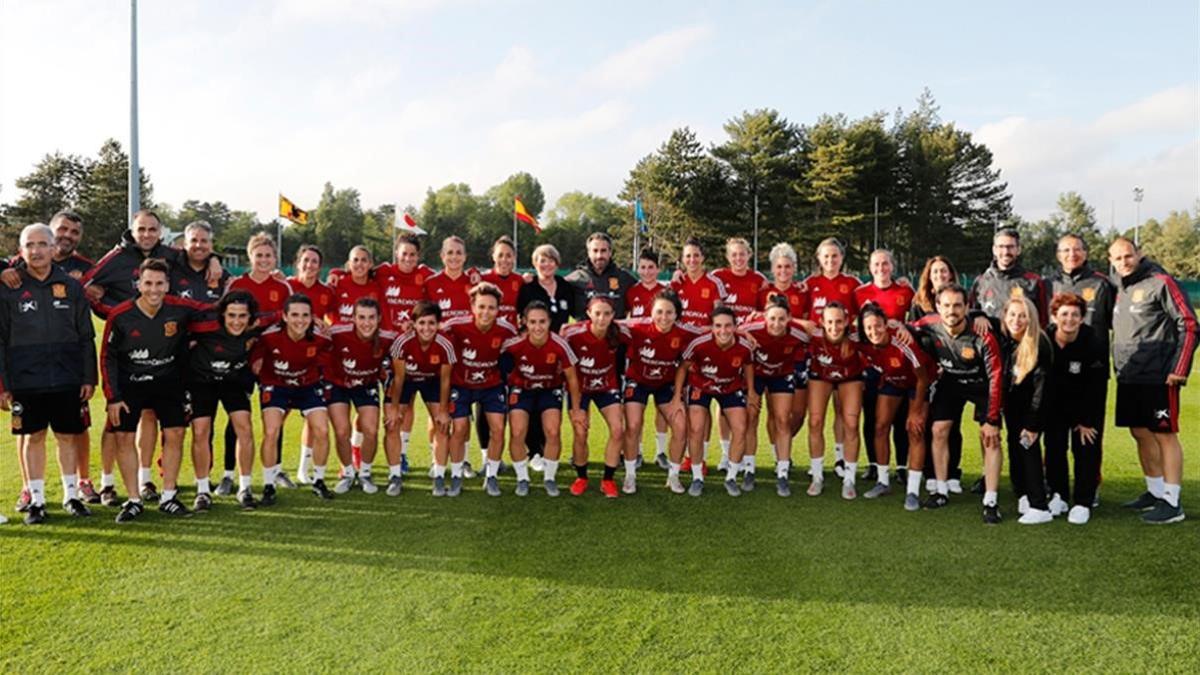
[{"x1": 1143, "y1": 513, "x2": 1186, "y2": 525}]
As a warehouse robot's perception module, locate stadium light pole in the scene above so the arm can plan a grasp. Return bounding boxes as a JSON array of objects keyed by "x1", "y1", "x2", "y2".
[
  {"x1": 1132, "y1": 186, "x2": 1144, "y2": 246},
  {"x1": 129, "y1": 0, "x2": 140, "y2": 225}
]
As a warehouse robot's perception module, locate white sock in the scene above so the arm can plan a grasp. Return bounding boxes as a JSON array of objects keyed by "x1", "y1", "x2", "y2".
[
  {"x1": 314, "y1": 465, "x2": 326, "y2": 480},
  {"x1": 834, "y1": 443, "x2": 845, "y2": 463},
  {"x1": 61, "y1": 474, "x2": 78, "y2": 501},
  {"x1": 776, "y1": 460, "x2": 790, "y2": 479},
  {"x1": 29, "y1": 479, "x2": 46, "y2": 506},
  {"x1": 811, "y1": 456, "x2": 824, "y2": 479},
  {"x1": 101, "y1": 472, "x2": 115, "y2": 489},
  {"x1": 300, "y1": 445, "x2": 313, "y2": 462},
  {"x1": 359, "y1": 462, "x2": 373, "y2": 478},
  {"x1": 668, "y1": 462, "x2": 681, "y2": 478},
  {"x1": 350, "y1": 430, "x2": 364, "y2": 448},
  {"x1": 433, "y1": 463, "x2": 447, "y2": 479},
  {"x1": 907, "y1": 470, "x2": 923, "y2": 496},
  {"x1": 161, "y1": 488, "x2": 177, "y2": 502},
  {"x1": 1146, "y1": 476, "x2": 1165, "y2": 498},
  {"x1": 196, "y1": 477, "x2": 210, "y2": 494},
  {"x1": 844, "y1": 462, "x2": 858, "y2": 485},
  {"x1": 691, "y1": 462, "x2": 704, "y2": 482},
  {"x1": 138, "y1": 467, "x2": 151, "y2": 485},
  {"x1": 486, "y1": 459, "x2": 501, "y2": 478},
  {"x1": 624, "y1": 459, "x2": 637, "y2": 479},
  {"x1": 744, "y1": 455, "x2": 757, "y2": 473},
  {"x1": 983, "y1": 490, "x2": 998, "y2": 507},
  {"x1": 222, "y1": 469, "x2": 235, "y2": 480},
  {"x1": 263, "y1": 465, "x2": 278, "y2": 485},
  {"x1": 389, "y1": 464, "x2": 402, "y2": 478},
  {"x1": 1163, "y1": 483, "x2": 1181, "y2": 508},
  {"x1": 400, "y1": 431, "x2": 411, "y2": 455},
  {"x1": 543, "y1": 459, "x2": 559, "y2": 481},
  {"x1": 341, "y1": 464, "x2": 355, "y2": 479},
  {"x1": 725, "y1": 461, "x2": 740, "y2": 481},
  {"x1": 655, "y1": 432, "x2": 668, "y2": 456},
  {"x1": 479, "y1": 444, "x2": 488, "y2": 466},
  {"x1": 878, "y1": 466, "x2": 891, "y2": 486},
  {"x1": 514, "y1": 460, "x2": 530, "y2": 482},
  {"x1": 239, "y1": 474, "x2": 252, "y2": 491},
  {"x1": 936, "y1": 480, "x2": 949, "y2": 496},
  {"x1": 450, "y1": 461, "x2": 464, "y2": 478}
]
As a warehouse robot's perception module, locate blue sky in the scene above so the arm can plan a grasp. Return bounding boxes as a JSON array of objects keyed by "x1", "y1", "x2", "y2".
[{"x1": 2, "y1": 0, "x2": 1196, "y2": 229}]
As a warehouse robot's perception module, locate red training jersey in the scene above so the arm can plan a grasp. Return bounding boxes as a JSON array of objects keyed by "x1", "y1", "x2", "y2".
[
  {"x1": 682, "y1": 333, "x2": 754, "y2": 395},
  {"x1": 671, "y1": 272, "x2": 727, "y2": 327},
  {"x1": 229, "y1": 273, "x2": 291, "y2": 322},
  {"x1": 330, "y1": 274, "x2": 382, "y2": 326},
  {"x1": 442, "y1": 316, "x2": 518, "y2": 389},
  {"x1": 758, "y1": 282, "x2": 810, "y2": 318},
  {"x1": 423, "y1": 271, "x2": 474, "y2": 324},
  {"x1": 251, "y1": 326, "x2": 331, "y2": 387},
  {"x1": 390, "y1": 332, "x2": 456, "y2": 384},
  {"x1": 624, "y1": 281, "x2": 666, "y2": 319},
  {"x1": 804, "y1": 273, "x2": 860, "y2": 323},
  {"x1": 741, "y1": 320, "x2": 810, "y2": 378},
  {"x1": 712, "y1": 268, "x2": 767, "y2": 322},
  {"x1": 371, "y1": 262, "x2": 435, "y2": 330},
  {"x1": 622, "y1": 318, "x2": 704, "y2": 387},
  {"x1": 563, "y1": 321, "x2": 631, "y2": 393},
  {"x1": 502, "y1": 333, "x2": 578, "y2": 390},
  {"x1": 480, "y1": 270, "x2": 525, "y2": 326},
  {"x1": 807, "y1": 333, "x2": 866, "y2": 382},
  {"x1": 326, "y1": 324, "x2": 397, "y2": 388},
  {"x1": 861, "y1": 337, "x2": 922, "y2": 390},
  {"x1": 854, "y1": 281, "x2": 915, "y2": 322},
  {"x1": 287, "y1": 277, "x2": 335, "y2": 325}
]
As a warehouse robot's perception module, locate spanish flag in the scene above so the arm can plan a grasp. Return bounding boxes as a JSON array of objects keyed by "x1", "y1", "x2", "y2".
[
  {"x1": 514, "y1": 196, "x2": 540, "y2": 233},
  {"x1": 279, "y1": 194, "x2": 309, "y2": 225}
]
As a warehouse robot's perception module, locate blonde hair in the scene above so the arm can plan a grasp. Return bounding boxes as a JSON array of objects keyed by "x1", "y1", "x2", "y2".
[
  {"x1": 725, "y1": 237, "x2": 751, "y2": 255},
  {"x1": 246, "y1": 232, "x2": 275, "y2": 258},
  {"x1": 532, "y1": 244, "x2": 561, "y2": 266},
  {"x1": 1001, "y1": 297, "x2": 1042, "y2": 385}
]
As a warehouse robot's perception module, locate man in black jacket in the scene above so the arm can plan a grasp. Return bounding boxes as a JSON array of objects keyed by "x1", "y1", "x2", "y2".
[
  {"x1": 1109, "y1": 237, "x2": 1197, "y2": 525},
  {"x1": 564, "y1": 232, "x2": 636, "y2": 319},
  {"x1": 0, "y1": 224, "x2": 97, "y2": 524},
  {"x1": 970, "y1": 228, "x2": 1049, "y2": 326}
]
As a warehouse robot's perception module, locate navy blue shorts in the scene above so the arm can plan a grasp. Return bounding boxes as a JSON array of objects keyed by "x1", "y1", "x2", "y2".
[
  {"x1": 328, "y1": 383, "x2": 381, "y2": 409},
  {"x1": 399, "y1": 379, "x2": 440, "y2": 406},
  {"x1": 449, "y1": 384, "x2": 506, "y2": 419},
  {"x1": 754, "y1": 374, "x2": 796, "y2": 395},
  {"x1": 623, "y1": 381, "x2": 675, "y2": 407},
  {"x1": 261, "y1": 384, "x2": 327, "y2": 415},
  {"x1": 792, "y1": 361, "x2": 809, "y2": 389},
  {"x1": 508, "y1": 387, "x2": 563, "y2": 414},
  {"x1": 688, "y1": 389, "x2": 747, "y2": 410},
  {"x1": 571, "y1": 390, "x2": 622, "y2": 411},
  {"x1": 876, "y1": 382, "x2": 915, "y2": 399}
]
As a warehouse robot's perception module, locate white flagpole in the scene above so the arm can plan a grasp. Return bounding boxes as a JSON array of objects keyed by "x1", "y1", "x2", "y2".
[{"x1": 128, "y1": 0, "x2": 140, "y2": 224}]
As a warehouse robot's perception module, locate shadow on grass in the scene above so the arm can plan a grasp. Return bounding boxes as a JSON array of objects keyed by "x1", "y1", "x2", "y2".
[{"x1": 3, "y1": 467, "x2": 1198, "y2": 620}]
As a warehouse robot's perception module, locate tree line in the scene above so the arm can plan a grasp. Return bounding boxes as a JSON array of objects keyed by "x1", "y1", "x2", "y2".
[{"x1": 3, "y1": 91, "x2": 1197, "y2": 278}]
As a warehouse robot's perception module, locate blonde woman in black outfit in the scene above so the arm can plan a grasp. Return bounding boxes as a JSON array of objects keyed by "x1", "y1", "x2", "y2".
[{"x1": 998, "y1": 296, "x2": 1054, "y2": 525}]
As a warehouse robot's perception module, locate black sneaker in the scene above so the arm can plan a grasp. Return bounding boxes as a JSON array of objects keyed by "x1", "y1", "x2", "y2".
[
  {"x1": 922, "y1": 493, "x2": 949, "y2": 510},
  {"x1": 115, "y1": 500, "x2": 144, "y2": 524},
  {"x1": 896, "y1": 467, "x2": 908, "y2": 484},
  {"x1": 862, "y1": 465, "x2": 879, "y2": 482},
  {"x1": 833, "y1": 459, "x2": 846, "y2": 479},
  {"x1": 99, "y1": 486, "x2": 120, "y2": 507},
  {"x1": 193, "y1": 492, "x2": 213, "y2": 513},
  {"x1": 983, "y1": 504, "x2": 1002, "y2": 525},
  {"x1": 63, "y1": 498, "x2": 92, "y2": 517},
  {"x1": 1141, "y1": 499, "x2": 1186, "y2": 525},
  {"x1": 236, "y1": 489, "x2": 258, "y2": 510},
  {"x1": 79, "y1": 480, "x2": 101, "y2": 504},
  {"x1": 158, "y1": 497, "x2": 194, "y2": 518},
  {"x1": 15, "y1": 489, "x2": 31, "y2": 513},
  {"x1": 275, "y1": 470, "x2": 298, "y2": 490},
  {"x1": 1121, "y1": 491, "x2": 1158, "y2": 511},
  {"x1": 23, "y1": 503, "x2": 47, "y2": 525},
  {"x1": 969, "y1": 477, "x2": 985, "y2": 495},
  {"x1": 260, "y1": 484, "x2": 277, "y2": 507},
  {"x1": 140, "y1": 482, "x2": 160, "y2": 503},
  {"x1": 311, "y1": 479, "x2": 334, "y2": 500}
]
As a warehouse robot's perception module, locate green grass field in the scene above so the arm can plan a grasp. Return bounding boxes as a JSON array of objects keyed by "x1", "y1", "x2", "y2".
[{"x1": 2, "y1": 349, "x2": 1198, "y2": 672}]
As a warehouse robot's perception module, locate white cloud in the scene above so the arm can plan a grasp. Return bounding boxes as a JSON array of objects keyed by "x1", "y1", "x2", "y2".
[
  {"x1": 974, "y1": 83, "x2": 1199, "y2": 226},
  {"x1": 585, "y1": 24, "x2": 713, "y2": 89}
]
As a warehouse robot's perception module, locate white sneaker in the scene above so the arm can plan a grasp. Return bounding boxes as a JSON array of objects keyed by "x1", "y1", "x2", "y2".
[
  {"x1": 1048, "y1": 493, "x2": 1068, "y2": 517},
  {"x1": 925, "y1": 478, "x2": 936, "y2": 493},
  {"x1": 1018, "y1": 495, "x2": 1030, "y2": 515},
  {"x1": 947, "y1": 479, "x2": 963, "y2": 494},
  {"x1": 1018, "y1": 508, "x2": 1053, "y2": 525},
  {"x1": 359, "y1": 475, "x2": 378, "y2": 494},
  {"x1": 841, "y1": 480, "x2": 857, "y2": 500},
  {"x1": 622, "y1": 474, "x2": 637, "y2": 495},
  {"x1": 806, "y1": 479, "x2": 824, "y2": 497},
  {"x1": 296, "y1": 464, "x2": 313, "y2": 485},
  {"x1": 1067, "y1": 505, "x2": 1091, "y2": 525},
  {"x1": 666, "y1": 474, "x2": 685, "y2": 494},
  {"x1": 529, "y1": 455, "x2": 545, "y2": 472},
  {"x1": 334, "y1": 475, "x2": 355, "y2": 494}
]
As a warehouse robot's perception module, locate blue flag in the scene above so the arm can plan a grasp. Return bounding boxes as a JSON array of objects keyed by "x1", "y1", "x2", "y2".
[{"x1": 634, "y1": 199, "x2": 647, "y2": 234}]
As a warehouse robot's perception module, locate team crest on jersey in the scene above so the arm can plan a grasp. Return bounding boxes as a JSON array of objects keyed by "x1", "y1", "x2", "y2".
[
  {"x1": 306, "y1": 347, "x2": 317, "y2": 357},
  {"x1": 670, "y1": 337, "x2": 680, "y2": 349},
  {"x1": 430, "y1": 354, "x2": 440, "y2": 364},
  {"x1": 609, "y1": 277, "x2": 620, "y2": 290},
  {"x1": 700, "y1": 288, "x2": 710, "y2": 299},
  {"x1": 1132, "y1": 289, "x2": 1145, "y2": 303},
  {"x1": 1011, "y1": 287, "x2": 1024, "y2": 298},
  {"x1": 896, "y1": 295, "x2": 907, "y2": 306},
  {"x1": 270, "y1": 291, "x2": 280, "y2": 302},
  {"x1": 784, "y1": 346, "x2": 794, "y2": 355},
  {"x1": 890, "y1": 357, "x2": 901, "y2": 368},
  {"x1": 545, "y1": 353, "x2": 557, "y2": 364},
  {"x1": 164, "y1": 321, "x2": 178, "y2": 337},
  {"x1": 491, "y1": 337, "x2": 501, "y2": 348},
  {"x1": 961, "y1": 347, "x2": 976, "y2": 360},
  {"x1": 11, "y1": 414, "x2": 21, "y2": 430},
  {"x1": 1082, "y1": 287, "x2": 1096, "y2": 302},
  {"x1": 52, "y1": 283, "x2": 67, "y2": 298},
  {"x1": 731, "y1": 357, "x2": 742, "y2": 367},
  {"x1": 839, "y1": 284, "x2": 849, "y2": 293}
]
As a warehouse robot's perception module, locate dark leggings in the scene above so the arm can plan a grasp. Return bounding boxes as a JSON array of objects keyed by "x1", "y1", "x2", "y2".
[
  {"x1": 861, "y1": 384, "x2": 910, "y2": 468},
  {"x1": 1004, "y1": 408, "x2": 1047, "y2": 510},
  {"x1": 1043, "y1": 422, "x2": 1101, "y2": 507},
  {"x1": 222, "y1": 422, "x2": 281, "y2": 472},
  {"x1": 476, "y1": 401, "x2": 544, "y2": 459}
]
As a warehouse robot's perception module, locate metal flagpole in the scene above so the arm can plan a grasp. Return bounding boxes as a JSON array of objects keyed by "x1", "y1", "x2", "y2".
[
  {"x1": 873, "y1": 196, "x2": 879, "y2": 250},
  {"x1": 128, "y1": 0, "x2": 140, "y2": 224},
  {"x1": 752, "y1": 190, "x2": 759, "y2": 272},
  {"x1": 513, "y1": 199, "x2": 519, "y2": 264}
]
